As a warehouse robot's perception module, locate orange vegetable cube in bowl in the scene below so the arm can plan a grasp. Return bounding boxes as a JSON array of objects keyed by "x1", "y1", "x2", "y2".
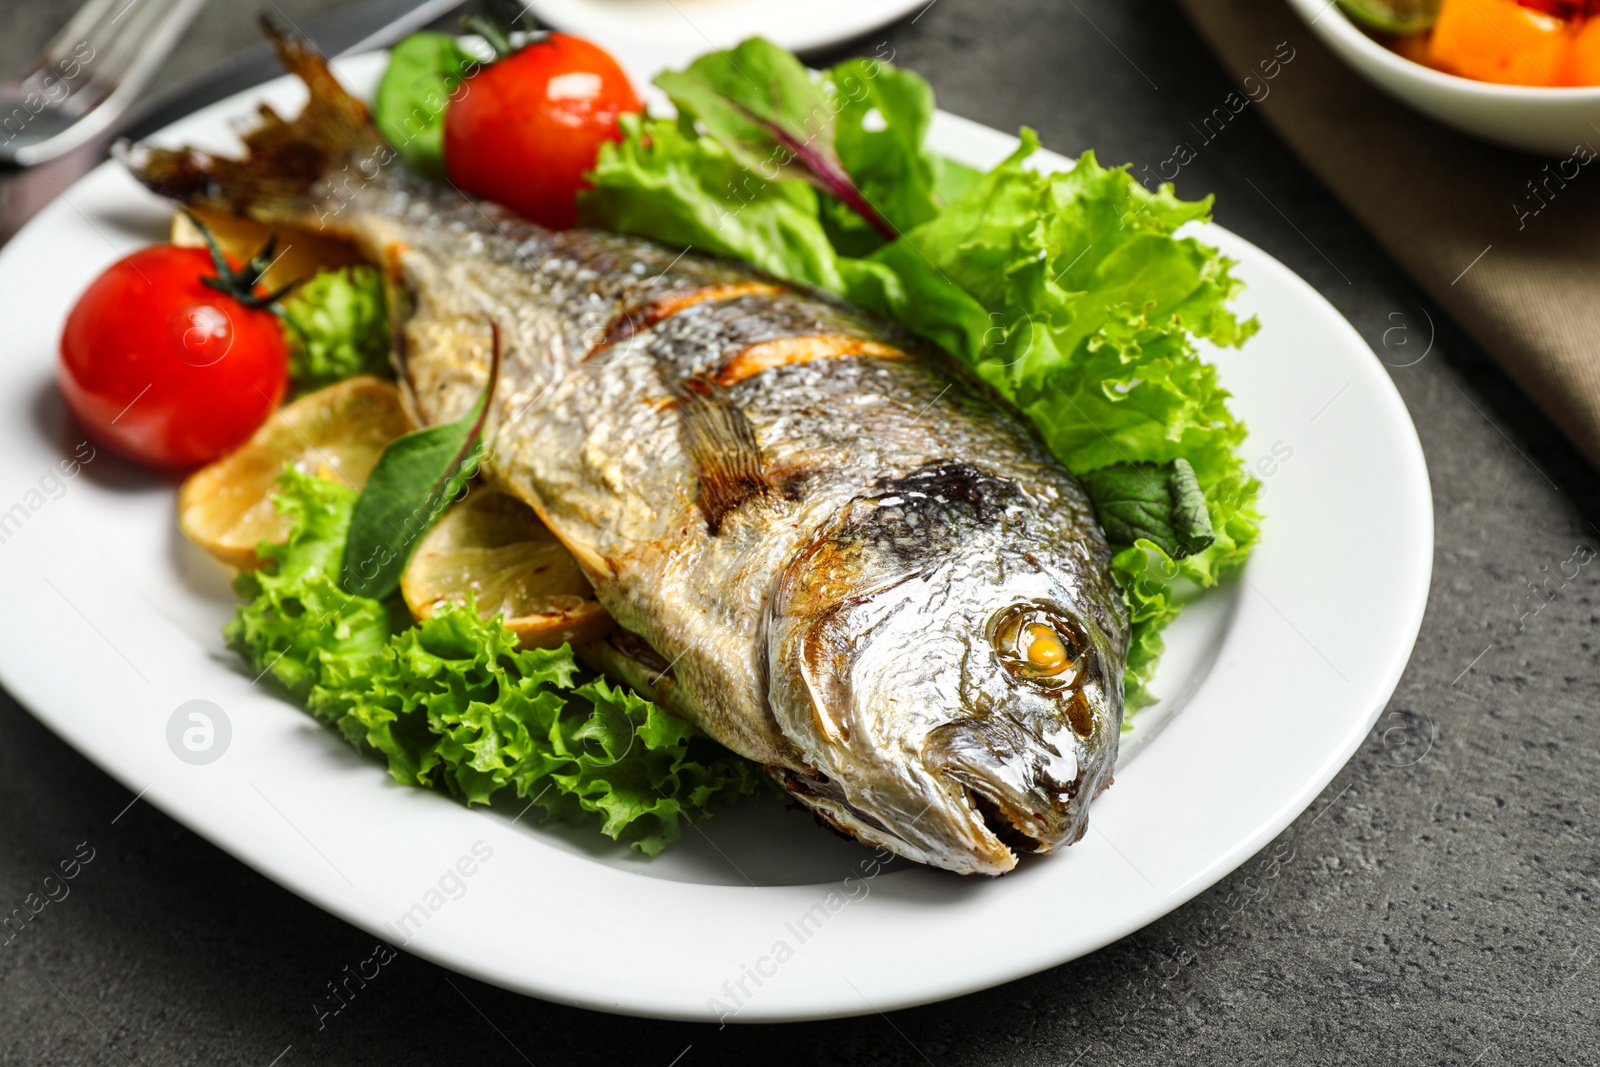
[
  {"x1": 1568, "y1": 16, "x2": 1600, "y2": 86},
  {"x1": 1428, "y1": 0, "x2": 1570, "y2": 86}
]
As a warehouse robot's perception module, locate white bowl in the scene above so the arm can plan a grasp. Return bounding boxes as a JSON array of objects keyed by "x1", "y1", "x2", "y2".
[{"x1": 1284, "y1": 0, "x2": 1600, "y2": 155}]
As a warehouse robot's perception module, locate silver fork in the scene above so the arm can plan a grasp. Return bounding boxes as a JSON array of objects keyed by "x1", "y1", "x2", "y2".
[{"x1": 0, "y1": 0, "x2": 210, "y2": 168}]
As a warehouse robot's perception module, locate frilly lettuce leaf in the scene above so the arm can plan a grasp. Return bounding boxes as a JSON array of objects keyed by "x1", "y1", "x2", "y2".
[
  {"x1": 225, "y1": 469, "x2": 393, "y2": 698},
  {"x1": 227, "y1": 469, "x2": 761, "y2": 853},
  {"x1": 280, "y1": 266, "x2": 392, "y2": 393}
]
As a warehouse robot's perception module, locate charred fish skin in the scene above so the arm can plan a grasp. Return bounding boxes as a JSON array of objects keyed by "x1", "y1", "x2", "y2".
[{"x1": 123, "y1": 28, "x2": 1130, "y2": 875}]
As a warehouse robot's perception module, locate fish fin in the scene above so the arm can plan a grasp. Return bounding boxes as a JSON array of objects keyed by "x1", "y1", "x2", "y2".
[
  {"x1": 116, "y1": 17, "x2": 382, "y2": 223},
  {"x1": 575, "y1": 631, "x2": 677, "y2": 704},
  {"x1": 673, "y1": 375, "x2": 772, "y2": 533}
]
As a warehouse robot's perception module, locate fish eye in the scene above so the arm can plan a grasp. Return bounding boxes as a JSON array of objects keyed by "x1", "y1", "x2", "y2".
[
  {"x1": 990, "y1": 604, "x2": 1085, "y2": 689},
  {"x1": 1023, "y1": 623, "x2": 1069, "y2": 673}
]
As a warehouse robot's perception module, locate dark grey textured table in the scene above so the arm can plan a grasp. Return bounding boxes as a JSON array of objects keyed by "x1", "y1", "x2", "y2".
[{"x1": 3, "y1": 1, "x2": 1598, "y2": 1063}]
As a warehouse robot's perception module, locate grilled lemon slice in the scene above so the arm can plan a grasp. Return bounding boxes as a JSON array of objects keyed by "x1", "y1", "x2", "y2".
[
  {"x1": 171, "y1": 207, "x2": 367, "y2": 291},
  {"x1": 178, "y1": 376, "x2": 411, "y2": 568},
  {"x1": 401, "y1": 490, "x2": 613, "y2": 650}
]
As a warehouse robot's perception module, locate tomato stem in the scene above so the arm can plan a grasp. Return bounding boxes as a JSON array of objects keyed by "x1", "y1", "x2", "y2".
[
  {"x1": 459, "y1": 0, "x2": 549, "y2": 64},
  {"x1": 183, "y1": 210, "x2": 304, "y2": 312},
  {"x1": 460, "y1": 15, "x2": 516, "y2": 61}
]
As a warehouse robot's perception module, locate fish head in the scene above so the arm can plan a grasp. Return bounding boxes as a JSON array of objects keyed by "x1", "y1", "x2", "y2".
[{"x1": 767, "y1": 463, "x2": 1126, "y2": 876}]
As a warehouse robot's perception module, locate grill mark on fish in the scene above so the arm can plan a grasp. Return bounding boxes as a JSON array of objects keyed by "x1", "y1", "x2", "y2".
[
  {"x1": 710, "y1": 335, "x2": 905, "y2": 389},
  {"x1": 657, "y1": 334, "x2": 911, "y2": 533},
  {"x1": 586, "y1": 281, "x2": 784, "y2": 359},
  {"x1": 827, "y1": 463, "x2": 1028, "y2": 574},
  {"x1": 637, "y1": 288, "x2": 893, "y2": 384}
]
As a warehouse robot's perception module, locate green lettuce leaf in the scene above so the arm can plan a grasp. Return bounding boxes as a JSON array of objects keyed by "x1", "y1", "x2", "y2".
[
  {"x1": 654, "y1": 38, "x2": 896, "y2": 243},
  {"x1": 228, "y1": 469, "x2": 760, "y2": 853},
  {"x1": 580, "y1": 47, "x2": 946, "y2": 273},
  {"x1": 311, "y1": 607, "x2": 762, "y2": 853},
  {"x1": 280, "y1": 266, "x2": 392, "y2": 392},
  {"x1": 225, "y1": 470, "x2": 393, "y2": 698},
  {"x1": 582, "y1": 112, "x2": 848, "y2": 290}
]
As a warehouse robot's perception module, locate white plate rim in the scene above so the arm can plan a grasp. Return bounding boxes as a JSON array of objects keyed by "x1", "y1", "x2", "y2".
[{"x1": 0, "y1": 53, "x2": 1433, "y2": 1022}]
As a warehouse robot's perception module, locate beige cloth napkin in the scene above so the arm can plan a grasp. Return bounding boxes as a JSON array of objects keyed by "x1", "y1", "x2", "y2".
[{"x1": 1175, "y1": 0, "x2": 1600, "y2": 469}]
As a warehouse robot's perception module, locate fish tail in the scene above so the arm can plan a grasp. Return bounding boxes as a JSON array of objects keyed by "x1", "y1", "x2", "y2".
[{"x1": 117, "y1": 17, "x2": 384, "y2": 228}]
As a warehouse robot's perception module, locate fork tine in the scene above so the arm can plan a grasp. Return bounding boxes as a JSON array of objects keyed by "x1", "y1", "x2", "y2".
[{"x1": 0, "y1": 0, "x2": 209, "y2": 166}]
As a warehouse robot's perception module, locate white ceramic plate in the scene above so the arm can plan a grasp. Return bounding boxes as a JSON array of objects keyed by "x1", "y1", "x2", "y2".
[
  {"x1": 0, "y1": 54, "x2": 1431, "y2": 1022},
  {"x1": 523, "y1": 0, "x2": 928, "y2": 73}
]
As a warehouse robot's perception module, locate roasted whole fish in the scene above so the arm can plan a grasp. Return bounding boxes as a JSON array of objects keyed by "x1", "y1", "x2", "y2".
[{"x1": 128, "y1": 30, "x2": 1129, "y2": 875}]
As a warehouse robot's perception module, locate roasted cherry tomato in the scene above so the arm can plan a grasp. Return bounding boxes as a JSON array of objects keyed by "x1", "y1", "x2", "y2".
[
  {"x1": 59, "y1": 244, "x2": 290, "y2": 469},
  {"x1": 443, "y1": 33, "x2": 641, "y2": 229}
]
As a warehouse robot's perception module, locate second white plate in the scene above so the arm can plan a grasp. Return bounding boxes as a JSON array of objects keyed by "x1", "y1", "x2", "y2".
[{"x1": 524, "y1": 0, "x2": 931, "y2": 71}]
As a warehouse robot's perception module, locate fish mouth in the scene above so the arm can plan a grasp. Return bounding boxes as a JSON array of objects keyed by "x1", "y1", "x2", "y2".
[
  {"x1": 922, "y1": 719, "x2": 1088, "y2": 861},
  {"x1": 776, "y1": 704, "x2": 1104, "y2": 877}
]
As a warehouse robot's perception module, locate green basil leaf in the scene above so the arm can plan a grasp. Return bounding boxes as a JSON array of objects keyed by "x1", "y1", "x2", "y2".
[
  {"x1": 373, "y1": 32, "x2": 480, "y2": 179},
  {"x1": 341, "y1": 327, "x2": 500, "y2": 599},
  {"x1": 1080, "y1": 458, "x2": 1216, "y2": 560}
]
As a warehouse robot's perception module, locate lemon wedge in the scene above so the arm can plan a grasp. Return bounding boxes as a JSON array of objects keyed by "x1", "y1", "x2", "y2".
[
  {"x1": 178, "y1": 376, "x2": 411, "y2": 568},
  {"x1": 171, "y1": 206, "x2": 368, "y2": 291},
  {"x1": 401, "y1": 490, "x2": 614, "y2": 650}
]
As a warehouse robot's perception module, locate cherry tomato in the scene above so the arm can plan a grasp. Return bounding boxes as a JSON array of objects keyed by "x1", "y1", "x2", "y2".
[
  {"x1": 443, "y1": 33, "x2": 641, "y2": 229},
  {"x1": 59, "y1": 245, "x2": 289, "y2": 469}
]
